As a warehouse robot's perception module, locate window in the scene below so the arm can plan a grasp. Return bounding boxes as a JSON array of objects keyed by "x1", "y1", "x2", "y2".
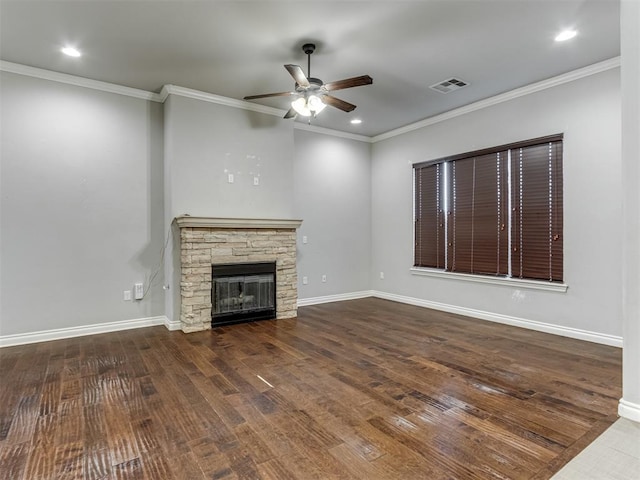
[{"x1": 414, "y1": 134, "x2": 563, "y2": 283}]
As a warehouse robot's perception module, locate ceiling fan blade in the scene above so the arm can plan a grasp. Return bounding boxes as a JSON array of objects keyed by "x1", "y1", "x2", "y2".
[
  {"x1": 283, "y1": 107, "x2": 297, "y2": 119},
  {"x1": 322, "y1": 95, "x2": 357, "y2": 112},
  {"x1": 284, "y1": 64, "x2": 310, "y2": 87},
  {"x1": 323, "y1": 75, "x2": 373, "y2": 91},
  {"x1": 244, "y1": 91, "x2": 296, "y2": 100}
]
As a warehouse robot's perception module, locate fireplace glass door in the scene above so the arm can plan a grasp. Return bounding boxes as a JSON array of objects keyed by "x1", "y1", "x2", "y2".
[{"x1": 211, "y1": 262, "x2": 276, "y2": 326}]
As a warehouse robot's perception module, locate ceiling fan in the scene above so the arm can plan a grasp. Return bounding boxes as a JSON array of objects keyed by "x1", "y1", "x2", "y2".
[{"x1": 243, "y1": 43, "x2": 373, "y2": 119}]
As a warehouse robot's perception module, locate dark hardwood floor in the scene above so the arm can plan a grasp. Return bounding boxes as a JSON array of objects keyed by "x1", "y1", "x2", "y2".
[{"x1": 0, "y1": 298, "x2": 622, "y2": 479}]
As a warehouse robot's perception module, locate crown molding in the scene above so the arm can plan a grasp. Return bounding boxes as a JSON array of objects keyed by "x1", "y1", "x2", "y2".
[
  {"x1": 161, "y1": 85, "x2": 372, "y2": 142},
  {"x1": 372, "y1": 56, "x2": 621, "y2": 143},
  {"x1": 0, "y1": 61, "x2": 366, "y2": 141},
  {"x1": 159, "y1": 84, "x2": 286, "y2": 117},
  {"x1": 2, "y1": 56, "x2": 620, "y2": 142},
  {"x1": 294, "y1": 122, "x2": 373, "y2": 143},
  {"x1": 0, "y1": 60, "x2": 163, "y2": 102}
]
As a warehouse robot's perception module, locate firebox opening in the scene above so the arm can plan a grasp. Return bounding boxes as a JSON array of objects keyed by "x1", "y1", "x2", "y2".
[{"x1": 211, "y1": 262, "x2": 276, "y2": 327}]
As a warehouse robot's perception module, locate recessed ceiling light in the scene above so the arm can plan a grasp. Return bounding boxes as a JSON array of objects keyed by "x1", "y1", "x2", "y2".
[
  {"x1": 350, "y1": 119, "x2": 362, "y2": 124},
  {"x1": 61, "y1": 46, "x2": 81, "y2": 57},
  {"x1": 555, "y1": 29, "x2": 577, "y2": 42}
]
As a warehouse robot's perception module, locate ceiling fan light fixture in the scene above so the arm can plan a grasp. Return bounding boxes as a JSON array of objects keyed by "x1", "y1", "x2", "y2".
[
  {"x1": 291, "y1": 97, "x2": 312, "y2": 116},
  {"x1": 291, "y1": 95, "x2": 326, "y2": 117},
  {"x1": 308, "y1": 95, "x2": 326, "y2": 113}
]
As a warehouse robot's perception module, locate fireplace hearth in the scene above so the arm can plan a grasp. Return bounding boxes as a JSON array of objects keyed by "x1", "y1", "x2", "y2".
[{"x1": 211, "y1": 262, "x2": 276, "y2": 326}]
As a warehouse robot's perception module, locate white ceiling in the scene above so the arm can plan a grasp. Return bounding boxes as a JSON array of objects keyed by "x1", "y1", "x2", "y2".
[{"x1": 0, "y1": 0, "x2": 620, "y2": 137}]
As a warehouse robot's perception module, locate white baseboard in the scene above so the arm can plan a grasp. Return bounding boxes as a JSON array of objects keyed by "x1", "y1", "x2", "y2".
[
  {"x1": 297, "y1": 290, "x2": 375, "y2": 307},
  {"x1": 164, "y1": 316, "x2": 182, "y2": 331},
  {"x1": 371, "y1": 290, "x2": 623, "y2": 348},
  {"x1": 2, "y1": 293, "x2": 622, "y2": 349},
  {"x1": 0, "y1": 315, "x2": 171, "y2": 348},
  {"x1": 618, "y1": 399, "x2": 640, "y2": 423}
]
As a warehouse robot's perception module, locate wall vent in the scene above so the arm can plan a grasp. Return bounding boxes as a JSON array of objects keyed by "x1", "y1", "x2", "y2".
[{"x1": 429, "y1": 78, "x2": 469, "y2": 94}]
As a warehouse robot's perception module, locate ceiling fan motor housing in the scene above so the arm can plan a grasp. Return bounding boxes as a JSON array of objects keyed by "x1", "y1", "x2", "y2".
[{"x1": 296, "y1": 77, "x2": 323, "y2": 92}]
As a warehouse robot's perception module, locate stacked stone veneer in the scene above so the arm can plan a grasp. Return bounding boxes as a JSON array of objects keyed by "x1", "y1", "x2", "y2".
[{"x1": 178, "y1": 219, "x2": 300, "y2": 332}]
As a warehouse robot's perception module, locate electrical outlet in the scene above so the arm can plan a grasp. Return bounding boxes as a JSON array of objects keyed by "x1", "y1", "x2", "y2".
[
  {"x1": 380, "y1": 271, "x2": 385, "y2": 279},
  {"x1": 134, "y1": 283, "x2": 144, "y2": 300},
  {"x1": 123, "y1": 290, "x2": 132, "y2": 301},
  {"x1": 302, "y1": 276, "x2": 308, "y2": 285},
  {"x1": 302, "y1": 235, "x2": 308, "y2": 244},
  {"x1": 228, "y1": 173, "x2": 234, "y2": 183},
  {"x1": 253, "y1": 176, "x2": 259, "y2": 186},
  {"x1": 322, "y1": 274, "x2": 327, "y2": 283}
]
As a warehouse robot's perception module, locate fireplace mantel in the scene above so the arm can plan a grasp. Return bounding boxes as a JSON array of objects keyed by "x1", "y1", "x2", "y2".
[{"x1": 175, "y1": 216, "x2": 302, "y2": 230}]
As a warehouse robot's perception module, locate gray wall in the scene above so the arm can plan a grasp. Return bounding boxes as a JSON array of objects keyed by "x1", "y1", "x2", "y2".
[
  {"x1": 294, "y1": 129, "x2": 372, "y2": 299},
  {"x1": 371, "y1": 68, "x2": 622, "y2": 338},
  {"x1": 0, "y1": 63, "x2": 626, "y2": 349},
  {"x1": 620, "y1": 0, "x2": 640, "y2": 420},
  {"x1": 0, "y1": 72, "x2": 165, "y2": 336},
  {"x1": 163, "y1": 95, "x2": 295, "y2": 221},
  {"x1": 162, "y1": 94, "x2": 295, "y2": 322}
]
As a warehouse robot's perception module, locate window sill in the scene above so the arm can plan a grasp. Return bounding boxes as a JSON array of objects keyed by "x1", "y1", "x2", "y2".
[{"x1": 410, "y1": 267, "x2": 568, "y2": 293}]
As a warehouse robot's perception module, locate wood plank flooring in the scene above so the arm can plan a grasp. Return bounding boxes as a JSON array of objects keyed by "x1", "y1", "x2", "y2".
[{"x1": 0, "y1": 298, "x2": 622, "y2": 479}]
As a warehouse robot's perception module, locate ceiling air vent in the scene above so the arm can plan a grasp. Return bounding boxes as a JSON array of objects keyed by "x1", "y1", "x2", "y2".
[{"x1": 429, "y1": 78, "x2": 469, "y2": 94}]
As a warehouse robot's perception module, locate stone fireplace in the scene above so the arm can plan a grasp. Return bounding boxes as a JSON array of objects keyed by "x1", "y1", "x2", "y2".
[{"x1": 175, "y1": 216, "x2": 302, "y2": 332}]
